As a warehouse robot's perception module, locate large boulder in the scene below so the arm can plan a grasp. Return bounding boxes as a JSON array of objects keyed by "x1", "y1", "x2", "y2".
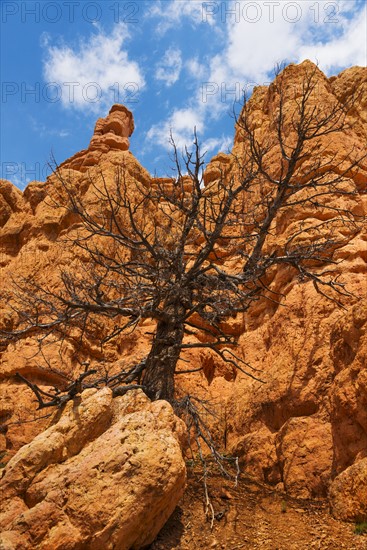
[
  {"x1": 0, "y1": 388, "x2": 186, "y2": 549},
  {"x1": 329, "y1": 457, "x2": 367, "y2": 522}
]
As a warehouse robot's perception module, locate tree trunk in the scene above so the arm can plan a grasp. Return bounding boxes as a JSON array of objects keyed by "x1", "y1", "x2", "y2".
[{"x1": 143, "y1": 304, "x2": 185, "y2": 402}]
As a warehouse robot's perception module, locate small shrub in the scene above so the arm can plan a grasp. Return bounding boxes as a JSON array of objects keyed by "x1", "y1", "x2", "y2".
[{"x1": 354, "y1": 522, "x2": 367, "y2": 535}]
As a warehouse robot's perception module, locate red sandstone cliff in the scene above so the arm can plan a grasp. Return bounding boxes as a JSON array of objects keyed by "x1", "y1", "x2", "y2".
[{"x1": 0, "y1": 62, "x2": 366, "y2": 529}]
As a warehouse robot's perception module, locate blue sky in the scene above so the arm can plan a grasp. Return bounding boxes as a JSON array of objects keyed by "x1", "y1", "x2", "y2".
[{"x1": 1, "y1": 0, "x2": 366, "y2": 188}]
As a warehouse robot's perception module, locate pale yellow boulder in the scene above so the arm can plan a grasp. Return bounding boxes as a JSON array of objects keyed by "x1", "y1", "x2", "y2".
[{"x1": 0, "y1": 388, "x2": 186, "y2": 549}]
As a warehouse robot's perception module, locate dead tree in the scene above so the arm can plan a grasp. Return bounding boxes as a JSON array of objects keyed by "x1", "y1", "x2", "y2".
[{"x1": 1, "y1": 64, "x2": 365, "y2": 406}]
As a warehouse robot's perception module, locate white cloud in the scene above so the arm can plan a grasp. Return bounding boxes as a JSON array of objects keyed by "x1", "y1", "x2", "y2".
[
  {"x1": 30, "y1": 116, "x2": 69, "y2": 138},
  {"x1": 205, "y1": 0, "x2": 366, "y2": 87},
  {"x1": 186, "y1": 57, "x2": 207, "y2": 81},
  {"x1": 146, "y1": 107, "x2": 205, "y2": 151},
  {"x1": 146, "y1": 0, "x2": 213, "y2": 34},
  {"x1": 42, "y1": 23, "x2": 145, "y2": 113},
  {"x1": 155, "y1": 47, "x2": 182, "y2": 86},
  {"x1": 202, "y1": 136, "x2": 233, "y2": 155},
  {"x1": 299, "y1": 7, "x2": 367, "y2": 73},
  {"x1": 148, "y1": 0, "x2": 366, "y2": 162}
]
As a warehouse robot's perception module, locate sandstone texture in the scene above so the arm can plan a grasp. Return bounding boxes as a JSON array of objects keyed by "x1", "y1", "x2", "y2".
[
  {"x1": 329, "y1": 457, "x2": 367, "y2": 522},
  {"x1": 189, "y1": 62, "x2": 367, "y2": 510},
  {"x1": 0, "y1": 103, "x2": 153, "y2": 461},
  {"x1": 58, "y1": 104, "x2": 134, "y2": 172},
  {"x1": 0, "y1": 61, "x2": 366, "y2": 526},
  {"x1": 0, "y1": 388, "x2": 186, "y2": 549}
]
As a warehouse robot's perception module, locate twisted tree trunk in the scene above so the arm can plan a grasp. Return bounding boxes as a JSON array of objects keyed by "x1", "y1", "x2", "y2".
[{"x1": 143, "y1": 302, "x2": 185, "y2": 401}]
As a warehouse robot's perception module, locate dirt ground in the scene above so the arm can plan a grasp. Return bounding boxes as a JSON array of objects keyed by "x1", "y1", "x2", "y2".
[{"x1": 150, "y1": 471, "x2": 367, "y2": 550}]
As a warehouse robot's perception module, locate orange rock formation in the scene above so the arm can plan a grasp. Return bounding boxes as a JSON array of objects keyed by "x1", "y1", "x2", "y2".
[
  {"x1": 0, "y1": 388, "x2": 186, "y2": 549},
  {"x1": 0, "y1": 62, "x2": 366, "y2": 528}
]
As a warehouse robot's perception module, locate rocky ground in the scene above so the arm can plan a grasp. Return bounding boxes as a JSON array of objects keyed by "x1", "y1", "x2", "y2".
[{"x1": 152, "y1": 471, "x2": 367, "y2": 550}]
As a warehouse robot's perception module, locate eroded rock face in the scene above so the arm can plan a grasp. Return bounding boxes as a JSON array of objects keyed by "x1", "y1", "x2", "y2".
[
  {"x1": 59, "y1": 104, "x2": 134, "y2": 172},
  {"x1": 196, "y1": 61, "x2": 367, "y2": 500},
  {"x1": 0, "y1": 388, "x2": 186, "y2": 550},
  {"x1": 0, "y1": 142, "x2": 152, "y2": 460},
  {"x1": 0, "y1": 62, "x2": 366, "y2": 510},
  {"x1": 90, "y1": 104, "x2": 134, "y2": 151},
  {"x1": 329, "y1": 457, "x2": 367, "y2": 522},
  {"x1": 0, "y1": 180, "x2": 24, "y2": 228}
]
